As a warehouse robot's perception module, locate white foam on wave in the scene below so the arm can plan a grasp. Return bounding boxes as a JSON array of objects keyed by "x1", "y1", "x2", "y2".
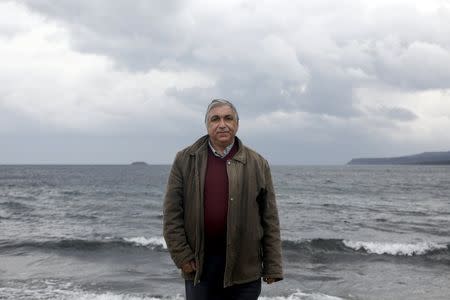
[
  {"x1": 0, "y1": 208, "x2": 11, "y2": 219},
  {"x1": 0, "y1": 285, "x2": 344, "y2": 300},
  {"x1": 343, "y1": 240, "x2": 447, "y2": 256},
  {"x1": 0, "y1": 286, "x2": 183, "y2": 300},
  {"x1": 65, "y1": 291, "x2": 183, "y2": 300},
  {"x1": 259, "y1": 290, "x2": 345, "y2": 300},
  {"x1": 123, "y1": 236, "x2": 167, "y2": 249}
]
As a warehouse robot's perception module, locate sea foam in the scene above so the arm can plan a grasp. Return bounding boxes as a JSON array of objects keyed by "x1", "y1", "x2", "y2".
[
  {"x1": 1, "y1": 286, "x2": 343, "y2": 300},
  {"x1": 343, "y1": 240, "x2": 447, "y2": 256},
  {"x1": 0, "y1": 286, "x2": 183, "y2": 300},
  {"x1": 0, "y1": 208, "x2": 11, "y2": 219},
  {"x1": 259, "y1": 290, "x2": 345, "y2": 300},
  {"x1": 123, "y1": 236, "x2": 167, "y2": 249},
  {"x1": 67, "y1": 291, "x2": 183, "y2": 300},
  {"x1": 71, "y1": 290, "x2": 343, "y2": 300}
]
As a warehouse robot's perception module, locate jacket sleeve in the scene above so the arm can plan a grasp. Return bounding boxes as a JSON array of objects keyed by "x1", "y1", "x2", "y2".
[
  {"x1": 163, "y1": 152, "x2": 195, "y2": 269},
  {"x1": 260, "y1": 160, "x2": 284, "y2": 280}
]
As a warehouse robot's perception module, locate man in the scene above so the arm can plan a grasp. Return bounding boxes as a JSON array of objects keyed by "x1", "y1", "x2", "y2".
[{"x1": 163, "y1": 99, "x2": 283, "y2": 300}]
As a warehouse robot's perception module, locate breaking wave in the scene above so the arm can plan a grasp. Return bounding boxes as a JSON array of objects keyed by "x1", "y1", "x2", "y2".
[
  {"x1": 123, "y1": 236, "x2": 167, "y2": 249},
  {"x1": 0, "y1": 236, "x2": 167, "y2": 253},
  {"x1": 0, "y1": 284, "x2": 341, "y2": 300},
  {"x1": 259, "y1": 290, "x2": 346, "y2": 300},
  {"x1": 0, "y1": 286, "x2": 183, "y2": 300},
  {"x1": 342, "y1": 240, "x2": 448, "y2": 256},
  {"x1": 282, "y1": 238, "x2": 449, "y2": 257}
]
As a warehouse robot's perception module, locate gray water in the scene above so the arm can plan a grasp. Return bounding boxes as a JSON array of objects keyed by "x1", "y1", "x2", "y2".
[{"x1": 0, "y1": 165, "x2": 449, "y2": 300}]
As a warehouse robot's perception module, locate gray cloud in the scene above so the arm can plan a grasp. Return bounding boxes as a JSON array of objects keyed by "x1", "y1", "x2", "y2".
[
  {"x1": 19, "y1": 1, "x2": 450, "y2": 108},
  {"x1": 382, "y1": 106, "x2": 418, "y2": 122},
  {"x1": 19, "y1": 0, "x2": 195, "y2": 70},
  {"x1": 2, "y1": 0, "x2": 450, "y2": 164}
]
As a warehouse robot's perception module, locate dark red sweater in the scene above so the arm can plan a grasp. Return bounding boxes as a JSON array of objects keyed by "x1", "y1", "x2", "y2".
[{"x1": 204, "y1": 142, "x2": 238, "y2": 255}]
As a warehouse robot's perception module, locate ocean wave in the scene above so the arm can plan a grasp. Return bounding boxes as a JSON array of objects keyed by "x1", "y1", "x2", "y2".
[
  {"x1": 2, "y1": 235, "x2": 447, "y2": 258},
  {"x1": 60, "y1": 190, "x2": 84, "y2": 196},
  {"x1": 343, "y1": 240, "x2": 448, "y2": 256},
  {"x1": 282, "y1": 238, "x2": 449, "y2": 257},
  {"x1": 64, "y1": 212, "x2": 99, "y2": 220},
  {"x1": 282, "y1": 238, "x2": 351, "y2": 253},
  {"x1": 259, "y1": 290, "x2": 345, "y2": 300},
  {"x1": 0, "y1": 236, "x2": 167, "y2": 253},
  {"x1": 0, "y1": 285, "x2": 342, "y2": 300},
  {"x1": 0, "y1": 200, "x2": 32, "y2": 210},
  {"x1": 0, "y1": 286, "x2": 183, "y2": 300},
  {"x1": 0, "y1": 209, "x2": 11, "y2": 219},
  {"x1": 123, "y1": 236, "x2": 167, "y2": 249}
]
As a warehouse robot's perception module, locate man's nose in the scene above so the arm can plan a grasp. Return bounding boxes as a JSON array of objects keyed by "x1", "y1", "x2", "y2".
[{"x1": 219, "y1": 118, "x2": 226, "y2": 127}]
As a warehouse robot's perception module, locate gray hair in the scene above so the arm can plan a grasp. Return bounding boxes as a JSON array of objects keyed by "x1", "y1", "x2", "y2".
[{"x1": 204, "y1": 98, "x2": 239, "y2": 124}]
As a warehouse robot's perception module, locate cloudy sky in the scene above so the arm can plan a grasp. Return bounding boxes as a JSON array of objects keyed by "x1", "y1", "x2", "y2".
[{"x1": 1, "y1": 0, "x2": 450, "y2": 164}]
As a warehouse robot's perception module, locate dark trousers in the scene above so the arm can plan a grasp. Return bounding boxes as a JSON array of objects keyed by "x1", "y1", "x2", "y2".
[{"x1": 185, "y1": 255, "x2": 261, "y2": 300}]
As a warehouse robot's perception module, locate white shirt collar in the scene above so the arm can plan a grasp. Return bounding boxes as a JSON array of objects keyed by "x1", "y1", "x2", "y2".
[{"x1": 208, "y1": 139, "x2": 235, "y2": 158}]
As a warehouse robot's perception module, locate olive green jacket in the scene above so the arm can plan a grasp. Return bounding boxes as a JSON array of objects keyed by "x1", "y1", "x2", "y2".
[{"x1": 163, "y1": 135, "x2": 283, "y2": 287}]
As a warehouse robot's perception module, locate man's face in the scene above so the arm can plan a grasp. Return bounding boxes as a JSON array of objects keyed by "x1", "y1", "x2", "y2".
[{"x1": 207, "y1": 105, "x2": 239, "y2": 148}]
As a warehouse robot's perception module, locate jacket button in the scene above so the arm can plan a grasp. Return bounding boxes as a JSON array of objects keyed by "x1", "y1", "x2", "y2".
[
  {"x1": 227, "y1": 160, "x2": 231, "y2": 165},
  {"x1": 230, "y1": 197, "x2": 234, "y2": 201}
]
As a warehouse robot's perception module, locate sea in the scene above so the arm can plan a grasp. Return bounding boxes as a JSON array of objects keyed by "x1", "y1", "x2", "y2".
[{"x1": 0, "y1": 164, "x2": 449, "y2": 300}]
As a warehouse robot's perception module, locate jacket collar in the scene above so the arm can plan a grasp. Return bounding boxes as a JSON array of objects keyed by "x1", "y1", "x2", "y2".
[
  {"x1": 232, "y1": 137, "x2": 247, "y2": 165},
  {"x1": 188, "y1": 135, "x2": 209, "y2": 156},
  {"x1": 188, "y1": 135, "x2": 247, "y2": 164}
]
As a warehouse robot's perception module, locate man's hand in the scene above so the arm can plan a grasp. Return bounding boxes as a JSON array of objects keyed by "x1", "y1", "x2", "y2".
[
  {"x1": 263, "y1": 277, "x2": 276, "y2": 284},
  {"x1": 181, "y1": 260, "x2": 197, "y2": 273}
]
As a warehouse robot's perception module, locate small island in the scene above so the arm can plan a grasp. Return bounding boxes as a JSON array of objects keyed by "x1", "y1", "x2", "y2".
[
  {"x1": 348, "y1": 151, "x2": 450, "y2": 165},
  {"x1": 130, "y1": 161, "x2": 149, "y2": 166}
]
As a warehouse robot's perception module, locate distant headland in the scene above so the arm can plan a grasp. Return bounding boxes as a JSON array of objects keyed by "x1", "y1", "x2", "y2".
[
  {"x1": 348, "y1": 151, "x2": 450, "y2": 165},
  {"x1": 130, "y1": 161, "x2": 149, "y2": 166}
]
